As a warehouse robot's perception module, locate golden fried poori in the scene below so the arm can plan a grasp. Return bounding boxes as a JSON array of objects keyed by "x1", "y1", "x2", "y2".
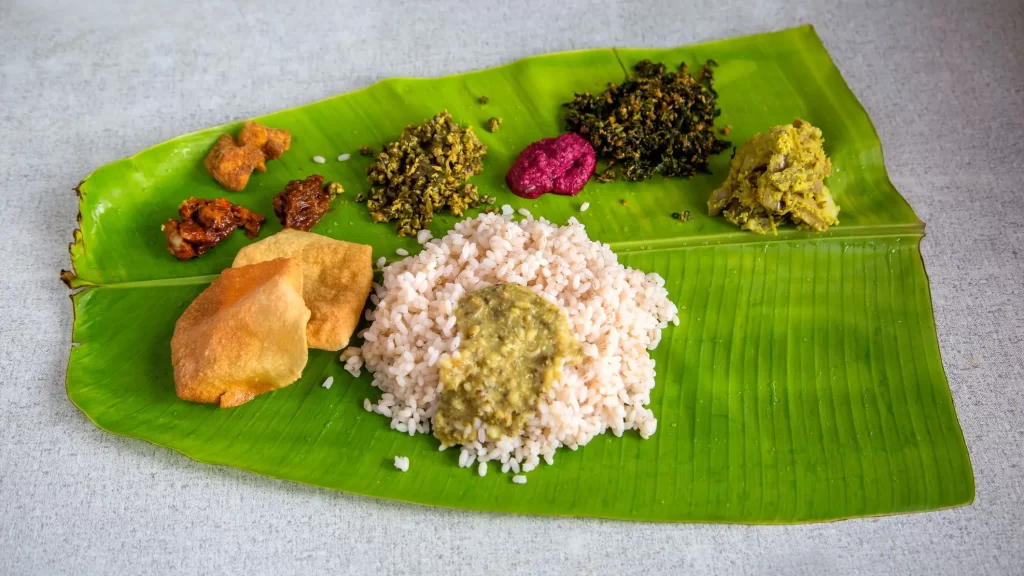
[
  {"x1": 171, "y1": 258, "x2": 311, "y2": 408},
  {"x1": 232, "y1": 229, "x2": 372, "y2": 351}
]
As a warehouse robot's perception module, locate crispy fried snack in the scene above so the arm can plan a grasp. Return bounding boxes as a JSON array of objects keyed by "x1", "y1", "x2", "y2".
[
  {"x1": 238, "y1": 121, "x2": 292, "y2": 165},
  {"x1": 203, "y1": 135, "x2": 265, "y2": 191},
  {"x1": 233, "y1": 229, "x2": 372, "y2": 351},
  {"x1": 162, "y1": 197, "x2": 264, "y2": 260},
  {"x1": 171, "y1": 258, "x2": 311, "y2": 408}
]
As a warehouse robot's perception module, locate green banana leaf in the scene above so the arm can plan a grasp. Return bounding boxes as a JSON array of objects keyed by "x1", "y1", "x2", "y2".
[{"x1": 63, "y1": 25, "x2": 973, "y2": 523}]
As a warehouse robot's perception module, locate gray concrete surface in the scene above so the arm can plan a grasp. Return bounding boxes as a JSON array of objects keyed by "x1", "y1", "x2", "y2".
[{"x1": 1, "y1": 0, "x2": 1022, "y2": 574}]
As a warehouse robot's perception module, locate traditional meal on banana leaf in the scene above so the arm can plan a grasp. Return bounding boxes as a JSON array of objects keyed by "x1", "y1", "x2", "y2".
[{"x1": 151, "y1": 58, "x2": 841, "y2": 482}]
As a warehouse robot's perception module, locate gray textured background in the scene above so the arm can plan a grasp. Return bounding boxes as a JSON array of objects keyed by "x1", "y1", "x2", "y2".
[{"x1": 2, "y1": 0, "x2": 1023, "y2": 574}]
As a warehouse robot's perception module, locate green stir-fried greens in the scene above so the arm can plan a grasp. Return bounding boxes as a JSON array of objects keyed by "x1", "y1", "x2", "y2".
[
  {"x1": 364, "y1": 111, "x2": 492, "y2": 236},
  {"x1": 564, "y1": 60, "x2": 730, "y2": 182}
]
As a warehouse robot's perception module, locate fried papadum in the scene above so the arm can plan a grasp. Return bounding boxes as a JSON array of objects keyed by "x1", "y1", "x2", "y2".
[
  {"x1": 233, "y1": 229, "x2": 372, "y2": 351},
  {"x1": 171, "y1": 258, "x2": 311, "y2": 408}
]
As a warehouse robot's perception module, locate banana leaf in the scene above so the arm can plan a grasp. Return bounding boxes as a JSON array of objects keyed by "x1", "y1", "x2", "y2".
[{"x1": 63, "y1": 25, "x2": 973, "y2": 522}]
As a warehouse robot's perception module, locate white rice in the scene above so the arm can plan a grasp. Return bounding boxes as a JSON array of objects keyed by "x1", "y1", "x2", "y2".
[
  {"x1": 396, "y1": 248, "x2": 409, "y2": 256},
  {"x1": 359, "y1": 212, "x2": 678, "y2": 473},
  {"x1": 478, "y1": 461, "x2": 487, "y2": 477},
  {"x1": 321, "y1": 376, "x2": 334, "y2": 389},
  {"x1": 512, "y1": 475, "x2": 527, "y2": 484},
  {"x1": 343, "y1": 354, "x2": 363, "y2": 378},
  {"x1": 416, "y1": 230, "x2": 433, "y2": 244},
  {"x1": 393, "y1": 456, "x2": 409, "y2": 472},
  {"x1": 337, "y1": 153, "x2": 351, "y2": 162},
  {"x1": 312, "y1": 155, "x2": 326, "y2": 164},
  {"x1": 580, "y1": 202, "x2": 590, "y2": 212}
]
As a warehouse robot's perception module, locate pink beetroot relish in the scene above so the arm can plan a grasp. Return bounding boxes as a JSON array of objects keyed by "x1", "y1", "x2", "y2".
[{"x1": 505, "y1": 133, "x2": 596, "y2": 199}]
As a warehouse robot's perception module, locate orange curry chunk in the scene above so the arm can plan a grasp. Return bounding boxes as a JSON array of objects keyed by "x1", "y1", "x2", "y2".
[
  {"x1": 238, "y1": 121, "x2": 292, "y2": 163},
  {"x1": 204, "y1": 135, "x2": 265, "y2": 191},
  {"x1": 203, "y1": 122, "x2": 291, "y2": 191}
]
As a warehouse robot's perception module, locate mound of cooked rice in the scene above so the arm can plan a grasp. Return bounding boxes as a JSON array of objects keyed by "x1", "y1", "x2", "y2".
[{"x1": 352, "y1": 209, "x2": 678, "y2": 474}]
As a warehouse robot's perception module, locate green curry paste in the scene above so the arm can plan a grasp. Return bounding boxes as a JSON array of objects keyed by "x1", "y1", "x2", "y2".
[{"x1": 434, "y1": 284, "x2": 581, "y2": 446}]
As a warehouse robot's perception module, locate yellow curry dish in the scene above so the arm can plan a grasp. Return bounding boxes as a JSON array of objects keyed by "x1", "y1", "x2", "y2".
[{"x1": 707, "y1": 118, "x2": 840, "y2": 234}]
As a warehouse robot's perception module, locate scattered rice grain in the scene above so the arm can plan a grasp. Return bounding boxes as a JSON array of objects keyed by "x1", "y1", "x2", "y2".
[
  {"x1": 312, "y1": 155, "x2": 326, "y2": 164},
  {"x1": 344, "y1": 354, "x2": 364, "y2": 378},
  {"x1": 512, "y1": 475, "x2": 527, "y2": 484},
  {"x1": 393, "y1": 456, "x2": 410, "y2": 472}
]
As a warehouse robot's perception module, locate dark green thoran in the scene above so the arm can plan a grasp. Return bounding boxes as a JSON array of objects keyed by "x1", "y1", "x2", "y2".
[
  {"x1": 486, "y1": 117, "x2": 502, "y2": 132},
  {"x1": 359, "y1": 146, "x2": 375, "y2": 156},
  {"x1": 365, "y1": 111, "x2": 488, "y2": 236},
  {"x1": 564, "y1": 59, "x2": 730, "y2": 181}
]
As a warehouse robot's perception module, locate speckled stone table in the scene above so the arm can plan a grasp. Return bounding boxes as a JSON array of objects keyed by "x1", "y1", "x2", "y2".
[{"x1": 1, "y1": 0, "x2": 1022, "y2": 573}]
